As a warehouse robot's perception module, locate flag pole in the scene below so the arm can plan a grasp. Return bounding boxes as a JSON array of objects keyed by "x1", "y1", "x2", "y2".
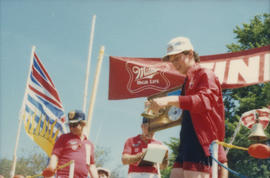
[
  {"x1": 85, "y1": 46, "x2": 105, "y2": 137},
  {"x1": 10, "y1": 46, "x2": 36, "y2": 178},
  {"x1": 82, "y1": 14, "x2": 96, "y2": 113}
]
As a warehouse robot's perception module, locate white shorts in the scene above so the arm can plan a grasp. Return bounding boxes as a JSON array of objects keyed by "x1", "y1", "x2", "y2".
[{"x1": 128, "y1": 172, "x2": 160, "y2": 178}]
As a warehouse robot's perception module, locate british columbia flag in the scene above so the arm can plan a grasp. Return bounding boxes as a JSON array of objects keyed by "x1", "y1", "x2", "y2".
[{"x1": 21, "y1": 50, "x2": 67, "y2": 156}]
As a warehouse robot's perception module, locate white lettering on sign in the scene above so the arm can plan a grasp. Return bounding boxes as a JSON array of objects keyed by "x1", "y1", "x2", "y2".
[
  {"x1": 214, "y1": 61, "x2": 226, "y2": 84},
  {"x1": 150, "y1": 79, "x2": 159, "y2": 84},
  {"x1": 132, "y1": 66, "x2": 158, "y2": 81},
  {"x1": 265, "y1": 53, "x2": 270, "y2": 81},
  {"x1": 126, "y1": 61, "x2": 171, "y2": 93},
  {"x1": 137, "y1": 80, "x2": 148, "y2": 85},
  {"x1": 200, "y1": 63, "x2": 214, "y2": 70},
  {"x1": 200, "y1": 61, "x2": 226, "y2": 83},
  {"x1": 227, "y1": 56, "x2": 260, "y2": 84},
  {"x1": 201, "y1": 53, "x2": 270, "y2": 85}
]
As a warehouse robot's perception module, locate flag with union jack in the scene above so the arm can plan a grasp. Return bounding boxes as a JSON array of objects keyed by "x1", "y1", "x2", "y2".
[{"x1": 20, "y1": 50, "x2": 67, "y2": 156}]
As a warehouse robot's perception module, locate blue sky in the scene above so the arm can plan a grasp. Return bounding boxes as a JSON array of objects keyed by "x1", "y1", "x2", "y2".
[{"x1": 1, "y1": 0, "x2": 269, "y2": 175}]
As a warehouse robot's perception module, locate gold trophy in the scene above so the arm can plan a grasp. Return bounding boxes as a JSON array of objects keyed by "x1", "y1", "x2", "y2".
[{"x1": 142, "y1": 87, "x2": 183, "y2": 133}]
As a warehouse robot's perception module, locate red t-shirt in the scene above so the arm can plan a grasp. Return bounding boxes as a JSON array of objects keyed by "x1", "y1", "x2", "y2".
[
  {"x1": 122, "y1": 134, "x2": 162, "y2": 174},
  {"x1": 52, "y1": 133, "x2": 95, "y2": 178}
]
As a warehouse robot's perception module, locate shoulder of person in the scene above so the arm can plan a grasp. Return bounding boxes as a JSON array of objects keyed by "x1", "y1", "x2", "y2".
[
  {"x1": 152, "y1": 139, "x2": 163, "y2": 145},
  {"x1": 125, "y1": 135, "x2": 142, "y2": 145},
  {"x1": 57, "y1": 133, "x2": 70, "y2": 140},
  {"x1": 127, "y1": 134, "x2": 141, "y2": 141},
  {"x1": 197, "y1": 66, "x2": 217, "y2": 78}
]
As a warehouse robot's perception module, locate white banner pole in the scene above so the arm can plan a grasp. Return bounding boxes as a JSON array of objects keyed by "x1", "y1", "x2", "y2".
[
  {"x1": 85, "y1": 46, "x2": 105, "y2": 137},
  {"x1": 68, "y1": 160, "x2": 75, "y2": 178},
  {"x1": 10, "y1": 46, "x2": 36, "y2": 178},
  {"x1": 212, "y1": 141, "x2": 219, "y2": 178},
  {"x1": 82, "y1": 14, "x2": 96, "y2": 113}
]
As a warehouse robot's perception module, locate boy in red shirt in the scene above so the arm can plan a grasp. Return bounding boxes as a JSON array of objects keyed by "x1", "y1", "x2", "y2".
[
  {"x1": 122, "y1": 117, "x2": 168, "y2": 178},
  {"x1": 146, "y1": 37, "x2": 228, "y2": 178}
]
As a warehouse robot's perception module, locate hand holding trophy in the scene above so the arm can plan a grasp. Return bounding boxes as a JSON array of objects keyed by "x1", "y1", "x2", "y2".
[{"x1": 142, "y1": 96, "x2": 183, "y2": 133}]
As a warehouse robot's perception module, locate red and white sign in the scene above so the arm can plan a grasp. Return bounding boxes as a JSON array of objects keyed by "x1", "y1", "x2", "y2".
[
  {"x1": 109, "y1": 45, "x2": 270, "y2": 100},
  {"x1": 240, "y1": 108, "x2": 270, "y2": 129}
]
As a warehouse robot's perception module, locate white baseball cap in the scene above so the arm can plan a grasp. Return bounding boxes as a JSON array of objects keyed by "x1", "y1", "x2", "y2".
[
  {"x1": 164, "y1": 37, "x2": 194, "y2": 57},
  {"x1": 97, "y1": 167, "x2": 111, "y2": 176}
]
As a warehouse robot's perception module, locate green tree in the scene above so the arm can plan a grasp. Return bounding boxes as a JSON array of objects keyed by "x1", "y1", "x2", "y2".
[
  {"x1": 226, "y1": 14, "x2": 270, "y2": 52},
  {"x1": 0, "y1": 145, "x2": 124, "y2": 178},
  {"x1": 94, "y1": 145, "x2": 111, "y2": 167},
  {"x1": 94, "y1": 145, "x2": 126, "y2": 178},
  {"x1": 162, "y1": 137, "x2": 180, "y2": 178},
  {"x1": 0, "y1": 147, "x2": 47, "y2": 177},
  {"x1": 224, "y1": 13, "x2": 270, "y2": 178}
]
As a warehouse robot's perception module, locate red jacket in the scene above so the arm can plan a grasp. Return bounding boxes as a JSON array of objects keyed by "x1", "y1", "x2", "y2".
[{"x1": 179, "y1": 64, "x2": 227, "y2": 161}]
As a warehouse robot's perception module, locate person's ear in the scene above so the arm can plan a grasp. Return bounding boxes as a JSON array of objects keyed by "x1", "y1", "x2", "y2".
[{"x1": 188, "y1": 50, "x2": 194, "y2": 59}]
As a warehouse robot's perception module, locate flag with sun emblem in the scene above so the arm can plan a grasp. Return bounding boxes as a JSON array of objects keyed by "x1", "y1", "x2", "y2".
[{"x1": 20, "y1": 50, "x2": 67, "y2": 156}]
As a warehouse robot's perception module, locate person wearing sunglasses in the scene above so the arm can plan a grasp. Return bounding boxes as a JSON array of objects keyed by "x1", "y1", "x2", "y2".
[{"x1": 43, "y1": 110, "x2": 98, "y2": 178}]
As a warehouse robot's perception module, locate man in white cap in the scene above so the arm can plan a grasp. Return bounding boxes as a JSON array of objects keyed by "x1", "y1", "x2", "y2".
[
  {"x1": 97, "y1": 167, "x2": 111, "y2": 178},
  {"x1": 146, "y1": 37, "x2": 228, "y2": 178},
  {"x1": 42, "y1": 110, "x2": 98, "y2": 178}
]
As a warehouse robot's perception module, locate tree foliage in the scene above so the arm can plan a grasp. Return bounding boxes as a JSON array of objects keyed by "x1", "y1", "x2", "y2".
[
  {"x1": 226, "y1": 13, "x2": 270, "y2": 51},
  {"x1": 0, "y1": 147, "x2": 47, "y2": 177},
  {"x1": 224, "y1": 13, "x2": 270, "y2": 178},
  {"x1": 0, "y1": 145, "x2": 124, "y2": 178},
  {"x1": 161, "y1": 137, "x2": 180, "y2": 178}
]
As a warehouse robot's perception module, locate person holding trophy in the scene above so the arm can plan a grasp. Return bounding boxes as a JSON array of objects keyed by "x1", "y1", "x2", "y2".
[{"x1": 146, "y1": 37, "x2": 228, "y2": 178}]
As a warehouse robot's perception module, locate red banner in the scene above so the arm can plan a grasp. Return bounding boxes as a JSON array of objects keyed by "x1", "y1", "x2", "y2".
[{"x1": 109, "y1": 45, "x2": 270, "y2": 100}]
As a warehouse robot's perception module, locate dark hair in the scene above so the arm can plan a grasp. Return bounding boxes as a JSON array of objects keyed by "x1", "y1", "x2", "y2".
[
  {"x1": 162, "y1": 50, "x2": 200, "y2": 63},
  {"x1": 142, "y1": 117, "x2": 149, "y2": 124},
  {"x1": 182, "y1": 50, "x2": 200, "y2": 63},
  {"x1": 193, "y1": 51, "x2": 200, "y2": 62}
]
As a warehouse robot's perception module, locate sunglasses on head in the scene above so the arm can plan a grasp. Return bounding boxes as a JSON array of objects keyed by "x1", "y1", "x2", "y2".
[{"x1": 69, "y1": 122, "x2": 80, "y2": 128}]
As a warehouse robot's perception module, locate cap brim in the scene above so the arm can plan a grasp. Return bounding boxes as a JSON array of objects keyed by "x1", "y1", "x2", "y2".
[
  {"x1": 69, "y1": 120, "x2": 87, "y2": 124},
  {"x1": 97, "y1": 168, "x2": 110, "y2": 176},
  {"x1": 69, "y1": 120, "x2": 80, "y2": 124},
  {"x1": 162, "y1": 50, "x2": 184, "y2": 61}
]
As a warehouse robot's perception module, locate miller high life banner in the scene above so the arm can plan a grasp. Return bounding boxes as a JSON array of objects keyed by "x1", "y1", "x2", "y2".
[
  {"x1": 109, "y1": 45, "x2": 270, "y2": 100},
  {"x1": 21, "y1": 51, "x2": 67, "y2": 156}
]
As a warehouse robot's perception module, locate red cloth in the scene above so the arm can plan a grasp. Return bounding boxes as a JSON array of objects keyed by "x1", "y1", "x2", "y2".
[
  {"x1": 122, "y1": 135, "x2": 162, "y2": 174},
  {"x1": 172, "y1": 162, "x2": 211, "y2": 173},
  {"x1": 179, "y1": 64, "x2": 227, "y2": 162},
  {"x1": 52, "y1": 133, "x2": 95, "y2": 178}
]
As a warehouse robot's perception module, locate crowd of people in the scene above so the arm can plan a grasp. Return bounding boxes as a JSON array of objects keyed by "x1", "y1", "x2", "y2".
[{"x1": 11, "y1": 36, "x2": 228, "y2": 178}]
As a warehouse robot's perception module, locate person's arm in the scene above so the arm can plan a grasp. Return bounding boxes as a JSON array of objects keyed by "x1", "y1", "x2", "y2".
[
  {"x1": 146, "y1": 95, "x2": 180, "y2": 115},
  {"x1": 122, "y1": 152, "x2": 145, "y2": 165},
  {"x1": 42, "y1": 154, "x2": 58, "y2": 178},
  {"x1": 219, "y1": 162, "x2": 229, "y2": 178},
  {"x1": 160, "y1": 150, "x2": 169, "y2": 170},
  {"x1": 148, "y1": 71, "x2": 221, "y2": 114},
  {"x1": 48, "y1": 154, "x2": 58, "y2": 170},
  {"x1": 88, "y1": 164, "x2": 98, "y2": 178}
]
